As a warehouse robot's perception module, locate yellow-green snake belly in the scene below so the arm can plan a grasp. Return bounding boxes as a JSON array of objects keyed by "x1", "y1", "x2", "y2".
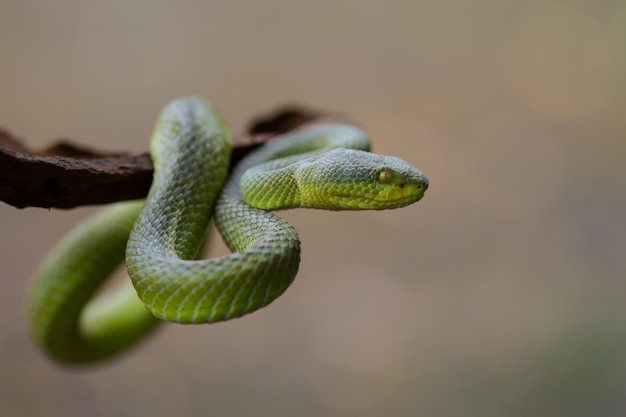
[{"x1": 27, "y1": 97, "x2": 428, "y2": 365}]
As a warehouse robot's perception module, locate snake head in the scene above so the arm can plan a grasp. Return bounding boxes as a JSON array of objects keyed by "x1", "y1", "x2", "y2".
[{"x1": 295, "y1": 148, "x2": 428, "y2": 210}]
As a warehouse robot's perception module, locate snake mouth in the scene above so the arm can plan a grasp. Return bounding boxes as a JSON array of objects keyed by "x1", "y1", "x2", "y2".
[
  {"x1": 320, "y1": 181, "x2": 426, "y2": 210},
  {"x1": 372, "y1": 181, "x2": 427, "y2": 208}
]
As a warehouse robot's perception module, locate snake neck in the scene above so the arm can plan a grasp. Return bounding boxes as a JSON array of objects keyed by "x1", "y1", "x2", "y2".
[{"x1": 232, "y1": 123, "x2": 371, "y2": 210}]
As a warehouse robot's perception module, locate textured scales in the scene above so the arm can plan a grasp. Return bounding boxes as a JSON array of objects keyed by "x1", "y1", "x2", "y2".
[{"x1": 27, "y1": 97, "x2": 428, "y2": 365}]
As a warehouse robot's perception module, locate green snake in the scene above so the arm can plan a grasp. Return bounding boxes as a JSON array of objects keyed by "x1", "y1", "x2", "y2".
[{"x1": 27, "y1": 98, "x2": 428, "y2": 365}]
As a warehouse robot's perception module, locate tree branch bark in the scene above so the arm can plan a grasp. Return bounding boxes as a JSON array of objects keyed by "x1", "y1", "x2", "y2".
[{"x1": 0, "y1": 106, "x2": 325, "y2": 209}]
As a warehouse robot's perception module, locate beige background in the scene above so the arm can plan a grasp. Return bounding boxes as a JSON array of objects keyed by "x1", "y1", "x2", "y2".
[{"x1": 1, "y1": 1, "x2": 626, "y2": 416}]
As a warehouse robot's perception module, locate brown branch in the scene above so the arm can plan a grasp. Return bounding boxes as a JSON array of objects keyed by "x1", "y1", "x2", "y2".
[{"x1": 1, "y1": 106, "x2": 326, "y2": 209}]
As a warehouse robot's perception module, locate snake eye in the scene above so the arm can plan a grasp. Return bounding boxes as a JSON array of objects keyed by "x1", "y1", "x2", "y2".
[{"x1": 378, "y1": 168, "x2": 394, "y2": 184}]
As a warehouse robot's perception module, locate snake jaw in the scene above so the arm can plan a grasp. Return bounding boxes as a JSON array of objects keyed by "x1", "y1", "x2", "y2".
[
  {"x1": 304, "y1": 178, "x2": 427, "y2": 210},
  {"x1": 373, "y1": 182, "x2": 427, "y2": 208},
  {"x1": 371, "y1": 165, "x2": 428, "y2": 208}
]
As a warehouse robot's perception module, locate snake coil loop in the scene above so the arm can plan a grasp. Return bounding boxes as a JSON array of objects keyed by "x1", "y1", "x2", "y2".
[{"x1": 27, "y1": 98, "x2": 428, "y2": 364}]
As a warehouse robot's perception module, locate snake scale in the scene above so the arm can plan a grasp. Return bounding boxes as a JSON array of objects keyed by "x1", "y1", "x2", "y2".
[{"x1": 27, "y1": 98, "x2": 428, "y2": 365}]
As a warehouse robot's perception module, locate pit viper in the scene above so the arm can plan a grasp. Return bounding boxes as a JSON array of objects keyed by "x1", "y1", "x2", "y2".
[{"x1": 27, "y1": 97, "x2": 428, "y2": 364}]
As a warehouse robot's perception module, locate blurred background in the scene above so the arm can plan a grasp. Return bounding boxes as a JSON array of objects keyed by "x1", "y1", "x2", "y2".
[{"x1": 1, "y1": 1, "x2": 625, "y2": 416}]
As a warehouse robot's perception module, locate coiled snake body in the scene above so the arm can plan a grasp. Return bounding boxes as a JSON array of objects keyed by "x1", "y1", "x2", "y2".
[{"x1": 28, "y1": 98, "x2": 428, "y2": 364}]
